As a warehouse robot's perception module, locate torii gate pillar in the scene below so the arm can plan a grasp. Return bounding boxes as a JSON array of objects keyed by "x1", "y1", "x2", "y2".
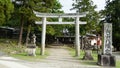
[
  {"x1": 41, "y1": 17, "x2": 46, "y2": 55},
  {"x1": 40, "y1": 17, "x2": 80, "y2": 56},
  {"x1": 33, "y1": 11, "x2": 86, "y2": 56},
  {"x1": 75, "y1": 17, "x2": 80, "y2": 56}
]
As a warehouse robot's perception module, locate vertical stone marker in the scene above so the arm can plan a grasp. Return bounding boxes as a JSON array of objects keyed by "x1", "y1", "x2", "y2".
[
  {"x1": 103, "y1": 23, "x2": 112, "y2": 55},
  {"x1": 97, "y1": 23, "x2": 116, "y2": 67}
]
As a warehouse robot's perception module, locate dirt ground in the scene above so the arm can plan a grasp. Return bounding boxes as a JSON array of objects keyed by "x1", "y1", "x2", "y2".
[{"x1": 0, "y1": 46, "x2": 112, "y2": 68}]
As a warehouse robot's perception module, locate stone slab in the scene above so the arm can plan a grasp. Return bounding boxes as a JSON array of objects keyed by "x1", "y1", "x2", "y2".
[{"x1": 97, "y1": 54, "x2": 116, "y2": 67}]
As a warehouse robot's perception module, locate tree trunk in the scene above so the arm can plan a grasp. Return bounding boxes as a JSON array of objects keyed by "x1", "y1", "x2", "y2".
[
  {"x1": 18, "y1": 15, "x2": 24, "y2": 46},
  {"x1": 82, "y1": 50, "x2": 94, "y2": 60},
  {"x1": 25, "y1": 24, "x2": 31, "y2": 46}
]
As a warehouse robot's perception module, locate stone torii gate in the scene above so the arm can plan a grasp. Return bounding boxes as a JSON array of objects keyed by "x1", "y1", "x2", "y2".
[{"x1": 34, "y1": 11, "x2": 86, "y2": 56}]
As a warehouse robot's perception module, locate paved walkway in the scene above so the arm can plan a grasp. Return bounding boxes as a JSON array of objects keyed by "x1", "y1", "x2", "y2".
[{"x1": 0, "y1": 46, "x2": 116, "y2": 68}]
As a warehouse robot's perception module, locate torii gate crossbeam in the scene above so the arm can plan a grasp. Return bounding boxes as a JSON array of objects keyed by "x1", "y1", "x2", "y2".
[{"x1": 34, "y1": 11, "x2": 86, "y2": 56}]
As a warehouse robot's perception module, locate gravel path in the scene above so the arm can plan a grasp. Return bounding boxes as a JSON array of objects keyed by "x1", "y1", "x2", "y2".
[
  {"x1": 21, "y1": 46, "x2": 101, "y2": 68},
  {"x1": 0, "y1": 46, "x2": 112, "y2": 68},
  {"x1": 0, "y1": 52, "x2": 6, "y2": 56}
]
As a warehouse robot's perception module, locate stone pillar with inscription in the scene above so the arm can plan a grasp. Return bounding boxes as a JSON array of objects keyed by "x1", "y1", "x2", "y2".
[{"x1": 97, "y1": 23, "x2": 116, "y2": 67}]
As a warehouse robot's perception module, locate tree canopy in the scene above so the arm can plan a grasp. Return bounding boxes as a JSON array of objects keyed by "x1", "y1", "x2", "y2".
[
  {"x1": 11, "y1": 0, "x2": 63, "y2": 45},
  {"x1": 72, "y1": 0, "x2": 101, "y2": 35},
  {"x1": 103, "y1": 0, "x2": 120, "y2": 50},
  {"x1": 0, "y1": 0, "x2": 14, "y2": 25},
  {"x1": 0, "y1": 0, "x2": 120, "y2": 53}
]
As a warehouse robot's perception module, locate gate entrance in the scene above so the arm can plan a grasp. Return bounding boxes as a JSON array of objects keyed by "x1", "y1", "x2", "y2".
[{"x1": 34, "y1": 11, "x2": 86, "y2": 56}]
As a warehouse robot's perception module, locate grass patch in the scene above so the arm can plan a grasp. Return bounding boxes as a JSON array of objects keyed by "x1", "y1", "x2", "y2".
[
  {"x1": 0, "y1": 39, "x2": 49, "y2": 61},
  {"x1": 116, "y1": 61, "x2": 120, "y2": 68},
  {"x1": 67, "y1": 47, "x2": 98, "y2": 66},
  {"x1": 67, "y1": 46, "x2": 120, "y2": 67},
  {"x1": 66, "y1": 46, "x2": 85, "y2": 58},
  {"x1": 66, "y1": 46, "x2": 75, "y2": 57},
  {"x1": 11, "y1": 48, "x2": 49, "y2": 61},
  {"x1": 81, "y1": 51, "x2": 98, "y2": 66},
  {"x1": 0, "y1": 42, "x2": 22, "y2": 54}
]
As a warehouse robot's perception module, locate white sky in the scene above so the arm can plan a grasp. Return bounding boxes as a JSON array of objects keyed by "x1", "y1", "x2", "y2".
[{"x1": 59, "y1": 0, "x2": 106, "y2": 13}]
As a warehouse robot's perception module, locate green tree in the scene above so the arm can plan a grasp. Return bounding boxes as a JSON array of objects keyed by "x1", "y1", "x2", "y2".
[
  {"x1": 12, "y1": 0, "x2": 32, "y2": 46},
  {"x1": 0, "y1": 0, "x2": 14, "y2": 25},
  {"x1": 72, "y1": 0, "x2": 101, "y2": 59},
  {"x1": 12, "y1": 0, "x2": 63, "y2": 45},
  {"x1": 72, "y1": 0, "x2": 100, "y2": 35},
  {"x1": 32, "y1": 0, "x2": 63, "y2": 36},
  {"x1": 103, "y1": 0, "x2": 120, "y2": 50}
]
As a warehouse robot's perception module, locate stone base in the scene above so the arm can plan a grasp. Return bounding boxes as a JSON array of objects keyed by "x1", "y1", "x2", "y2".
[
  {"x1": 26, "y1": 44, "x2": 36, "y2": 56},
  {"x1": 97, "y1": 54, "x2": 116, "y2": 67},
  {"x1": 82, "y1": 50, "x2": 94, "y2": 60},
  {"x1": 26, "y1": 48, "x2": 36, "y2": 56}
]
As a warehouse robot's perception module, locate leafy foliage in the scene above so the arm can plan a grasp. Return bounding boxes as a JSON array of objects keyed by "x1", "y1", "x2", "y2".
[
  {"x1": 32, "y1": 0, "x2": 63, "y2": 36},
  {"x1": 72, "y1": 0, "x2": 101, "y2": 35},
  {"x1": 103, "y1": 0, "x2": 120, "y2": 50},
  {"x1": 0, "y1": 0, "x2": 14, "y2": 25},
  {"x1": 10, "y1": 0, "x2": 63, "y2": 45}
]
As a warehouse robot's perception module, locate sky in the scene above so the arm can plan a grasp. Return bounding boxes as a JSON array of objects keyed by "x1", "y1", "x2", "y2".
[{"x1": 58, "y1": 0, "x2": 106, "y2": 13}]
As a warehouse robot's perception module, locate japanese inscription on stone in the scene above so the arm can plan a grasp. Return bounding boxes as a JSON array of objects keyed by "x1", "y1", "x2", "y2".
[{"x1": 103, "y1": 23, "x2": 112, "y2": 55}]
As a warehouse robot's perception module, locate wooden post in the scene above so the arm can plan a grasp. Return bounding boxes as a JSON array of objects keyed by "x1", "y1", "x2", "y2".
[
  {"x1": 75, "y1": 17, "x2": 80, "y2": 56},
  {"x1": 41, "y1": 17, "x2": 46, "y2": 55}
]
